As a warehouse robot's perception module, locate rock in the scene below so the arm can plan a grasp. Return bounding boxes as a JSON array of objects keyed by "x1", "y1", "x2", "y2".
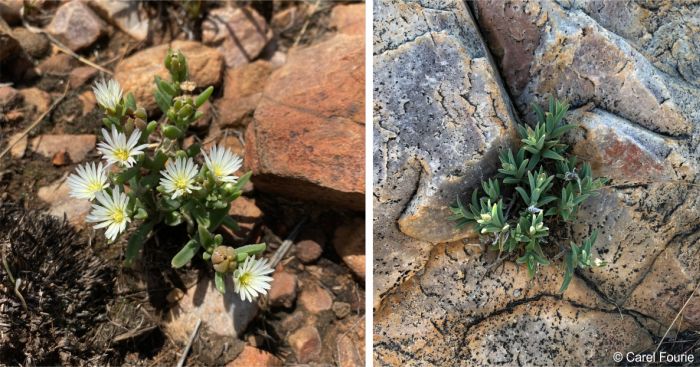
[
  {"x1": 336, "y1": 334, "x2": 363, "y2": 367},
  {"x1": 461, "y1": 299, "x2": 652, "y2": 366},
  {"x1": 202, "y1": 7, "x2": 272, "y2": 69},
  {"x1": 78, "y1": 90, "x2": 96, "y2": 115},
  {"x1": 190, "y1": 100, "x2": 212, "y2": 131},
  {"x1": 69, "y1": 66, "x2": 98, "y2": 88},
  {"x1": 11, "y1": 27, "x2": 50, "y2": 58},
  {"x1": 51, "y1": 150, "x2": 70, "y2": 166},
  {"x1": 288, "y1": 326, "x2": 321, "y2": 364},
  {"x1": 37, "y1": 53, "x2": 78, "y2": 75},
  {"x1": 114, "y1": 40, "x2": 223, "y2": 112},
  {"x1": 268, "y1": 270, "x2": 297, "y2": 308},
  {"x1": 298, "y1": 284, "x2": 333, "y2": 314},
  {"x1": 0, "y1": 85, "x2": 20, "y2": 108},
  {"x1": 214, "y1": 60, "x2": 272, "y2": 128},
  {"x1": 374, "y1": 242, "x2": 627, "y2": 365},
  {"x1": 90, "y1": 0, "x2": 149, "y2": 41},
  {"x1": 46, "y1": 0, "x2": 106, "y2": 51},
  {"x1": 19, "y1": 87, "x2": 51, "y2": 115},
  {"x1": 8, "y1": 133, "x2": 27, "y2": 159},
  {"x1": 164, "y1": 276, "x2": 259, "y2": 341},
  {"x1": 225, "y1": 196, "x2": 263, "y2": 241},
  {"x1": 37, "y1": 176, "x2": 92, "y2": 228},
  {"x1": 0, "y1": 16, "x2": 20, "y2": 62},
  {"x1": 30, "y1": 134, "x2": 96, "y2": 162},
  {"x1": 332, "y1": 301, "x2": 351, "y2": 319},
  {"x1": 330, "y1": 4, "x2": 364, "y2": 36},
  {"x1": 562, "y1": 1, "x2": 700, "y2": 89},
  {"x1": 567, "y1": 107, "x2": 679, "y2": 183},
  {"x1": 333, "y1": 218, "x2": 365, "y2": 280},
  {"x1": 373, "y1": 0, "x2": 517, "y2": 301},
  {"x1": 0, "y1": 1, "x2": 22, "y2": 25},
  {"x1": 472, "y1": 0, "x2": 698, "y2": 137},
  {"x1": 295, "y1": 239, "x2": 322, "y2": 264},
  {"x1": 226, "y1": 346, "x2": 282, "y2": 367},
  {"x1": 245, "y1": 34, "x2": 364, "y2": 210}
]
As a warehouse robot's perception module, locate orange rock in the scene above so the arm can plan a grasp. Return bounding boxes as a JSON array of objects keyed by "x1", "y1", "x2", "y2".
[
  {"x1": 245, "y1": 34, "x2": 365, "y2": 210},
  {"x1": 226, "y1": 346, "x2": 282, "y2": 367},
  {"x1": 268, "y1": 270, "x2": 297, "y2": 308},
  {"x1": 287, "y1": 326, "x2": 321, "y2": 364},
  {"x1": 333, "y1": 217, "x2": 365, "y2": 280},
  {"x1": 330, "y1": 4, "x2": 365, "y2": 36},
  {"x1": 298, "y1": 284, "x2": 332, "y2": 314},
  {"x1": 214, "y1": 61, "x2": 272, "y2": 128},
  {"x1": 202, "y1": 7, "x2": 272, "y2": 69},
  {"x1": 114, "y1": 41, "x2": 223, "y2": 112},
  {"x1": 51, "y1": 150, "x2": 70, "y2": 166},
  {"x1": 30, "y1": 134, "x2": 95, "y2": 163}
]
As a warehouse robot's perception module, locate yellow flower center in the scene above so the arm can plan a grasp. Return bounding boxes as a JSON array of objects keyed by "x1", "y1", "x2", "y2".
[
  {"x1": 114, "y1": 148, "x2": 130, "y2": 162},
  {"x1": 238, "y1": 272, "x2": 252, "y2": 286},
  {"x1": 111, "y1": 209, "x2": 125, "y2": 224},
  {"x1": 213, "y1": 165, "x2": 223, "y2": 177},
  {"x1": 174, "y1": 177, "x2": 189, "y2": 190},
  {"x1": 88, "y1": 181, "x2": 103, "y2": 193}
]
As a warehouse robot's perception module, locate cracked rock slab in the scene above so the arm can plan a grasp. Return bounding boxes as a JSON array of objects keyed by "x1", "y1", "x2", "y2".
[
  {"x1": 373, "y1": 0, "x2": 517, "y2": 301},
  {"x1": 374, "y1": 242, "x2": 633, "y2": 365},
  {"x1": 473, "y1": 0, "x2": 700, "y2": 137}
]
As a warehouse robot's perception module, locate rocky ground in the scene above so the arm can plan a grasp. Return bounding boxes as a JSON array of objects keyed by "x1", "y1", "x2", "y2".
[
  {"x1": 0, "y1": 1, "x2": 364, "y2": 366},
  {"x1": 374, "y1": 0, "x2": 699, "y2": 365}
]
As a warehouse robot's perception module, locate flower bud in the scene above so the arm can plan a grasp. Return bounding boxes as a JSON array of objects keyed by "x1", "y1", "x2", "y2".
[
  {"x1": 134, "y1": 107, "x2": 147, "y2": 120},
  {"x1": 211, "y1": 246, "x2": 237, "y2": 273}
]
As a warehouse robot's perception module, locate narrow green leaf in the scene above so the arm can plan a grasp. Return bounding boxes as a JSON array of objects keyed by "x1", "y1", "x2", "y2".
[
  {"x1": 124, "y1": 221, "x2": 154, "y2": 267},
  {"x1": 171, "y1": 239, "x2": 200, "y2": 268},
  {"x1": 215, "y1": 271, "x2": 226, "y2": 294}
]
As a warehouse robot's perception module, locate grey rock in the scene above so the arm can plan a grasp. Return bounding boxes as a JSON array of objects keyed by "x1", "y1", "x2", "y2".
[{"x1": 373, "y1": 0, "x2": 517, "y2": 301}]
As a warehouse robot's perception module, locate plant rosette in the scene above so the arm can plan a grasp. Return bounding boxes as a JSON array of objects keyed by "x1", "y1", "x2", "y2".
[
  {"x1": 450, "y1": 98, "x2": 608, "y2": 292},
  {"x1": 67, "y1": 49, "x2": 272, "y2": 300}
]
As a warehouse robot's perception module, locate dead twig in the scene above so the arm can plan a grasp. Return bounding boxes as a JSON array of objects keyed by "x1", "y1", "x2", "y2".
[
  {"x1": 269, "y1": 217, "x2": 307, "y2": 268},
  {"x1": 20, "y1": 7, "x2": 113, "y2": 75},
  {"x1": 176, "y1": 318, "x2": 201, "y2": 367},
  {"x1": 0, "y1": 84, "x2": 69, "y2": 160},
  {"x1": 654, "y1": 282, "x2": 699, "y2": 356}
]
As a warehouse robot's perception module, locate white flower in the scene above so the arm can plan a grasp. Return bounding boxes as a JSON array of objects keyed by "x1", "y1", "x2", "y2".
[
  {"x1": 203, "y1": 145, "x2": 242, "y2": 183},
  {"x1": 233, "y1": 256, "x2": 273, "y2": 302},
  {"x1": 97, "y1": 126, "x2": 149, "y2": 168},
  {"x1": 159, "y1": 157, "x2": 201, "y2": 199},
  {"x1": 594, "y1": 258, "x2": 605, "y2": 267},
  {"x1": 86, "y1": 187, "x2": 131, "y2": 242},
  {"x1": 92, "y1": 79, "x2": 123, "y2": 111},
  {"x1": 67, "y1": 162, "x2": 109, "y2": 200}
]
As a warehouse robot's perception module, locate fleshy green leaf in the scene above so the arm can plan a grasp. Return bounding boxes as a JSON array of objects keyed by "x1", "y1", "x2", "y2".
[{"x1": 171, "y1": 239, "x2": 200, "y2": 268}]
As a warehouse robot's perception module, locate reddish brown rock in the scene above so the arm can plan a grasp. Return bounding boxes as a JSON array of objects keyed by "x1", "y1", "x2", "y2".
[
  {"x1": 245, "y1": 34, "x2": 364, "y2": 210},
  {"x1": 225, "y1": 196, "x2": 263, "y2": 241},
  {"x1": 91, "y1": 0, "x2": 149, "y2": 41},
  {"x1": 78, "y1": 90, "x2": 96, "y2": 115},
  {"x1": 337, "y1": 334, "x2": 363, "y2": 367},
  {"x1": 30, "y1": 134, "x2": 96, "y2": 162},
  {"x1": 330, "y1": 4, "x2": 365, "y2": 36},
  {"x1": 268, "y1": 270, "x2": 297, "y2": 308},
  {"x1": 0, "y1": 85, "x2": 20, "y2": 107},
  {"x1": 51, "y1": 150, "x2": 70, "y2": 166},
  {"x1": 19, "y1": 87, "x2": 51, "y2": 116},
  {"x1": 37, "y1": 53, "x2": 78, "y2": 75},
  {"x1": 333, "y1": 218, "x2": 365, "y2": 280},
  {"x1": 37, "y1": 176, "x2": 92, "y2": 228},
  {"x1": 202, "y1": 7, "x2": 272, "y2": 69},
  {"x1": 288, "y1": 326, "x2": 321, "y2": 364},
  {"x1": 214, "y1": 60, "x2": 272, "y2": 128},
  {"x1": 11, "y1": 27, "x2": 49, "y2": 58},
  {"x1": 226, "y1": 346, "x2": 282, "y2": 367},
  {"x1": 46, "y1": 0, "x2": 106, "y2": 51},
  {"x1": 7, "y1": 133, "x2": 27, "y2": 159},
  {"x1": 114, "y1": 41, "x2": 223, "y2": 112},
  {"x1": 298, "y1": 284, "x2": 333, "y2": 314},
  {"x1": 69, "y1": 66, "x2": 98, "y2": 88},
  {"x1": 295, "y1": 239, "x2": 322, "y2": 264}
]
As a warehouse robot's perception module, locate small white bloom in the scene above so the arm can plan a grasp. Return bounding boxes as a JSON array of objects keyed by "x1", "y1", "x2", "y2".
[
  {"x1": 97, "y1": 126, "x2": 149, "y2": 168},
  {"x1": 594, "y1": 258, "x2": 605, "y2": 267},
  {"x1": 67, "y1": 162, "x2": 109, "y2": 200},
  {"x1": 160, "y1": 157, "x2": 201, "y2": 199},
  {"x1": 86, "y1": 187, "x2": 131, "y2": 242},
  {"x1": 233, "y1": 256, "x2": 273, "y2": 302},
  {"x1": 92, "y1": 79, "x2": 123, "y2": 111},
  {"x1": 203, "y1": 145, "x2": 242, "y2": 183}
]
